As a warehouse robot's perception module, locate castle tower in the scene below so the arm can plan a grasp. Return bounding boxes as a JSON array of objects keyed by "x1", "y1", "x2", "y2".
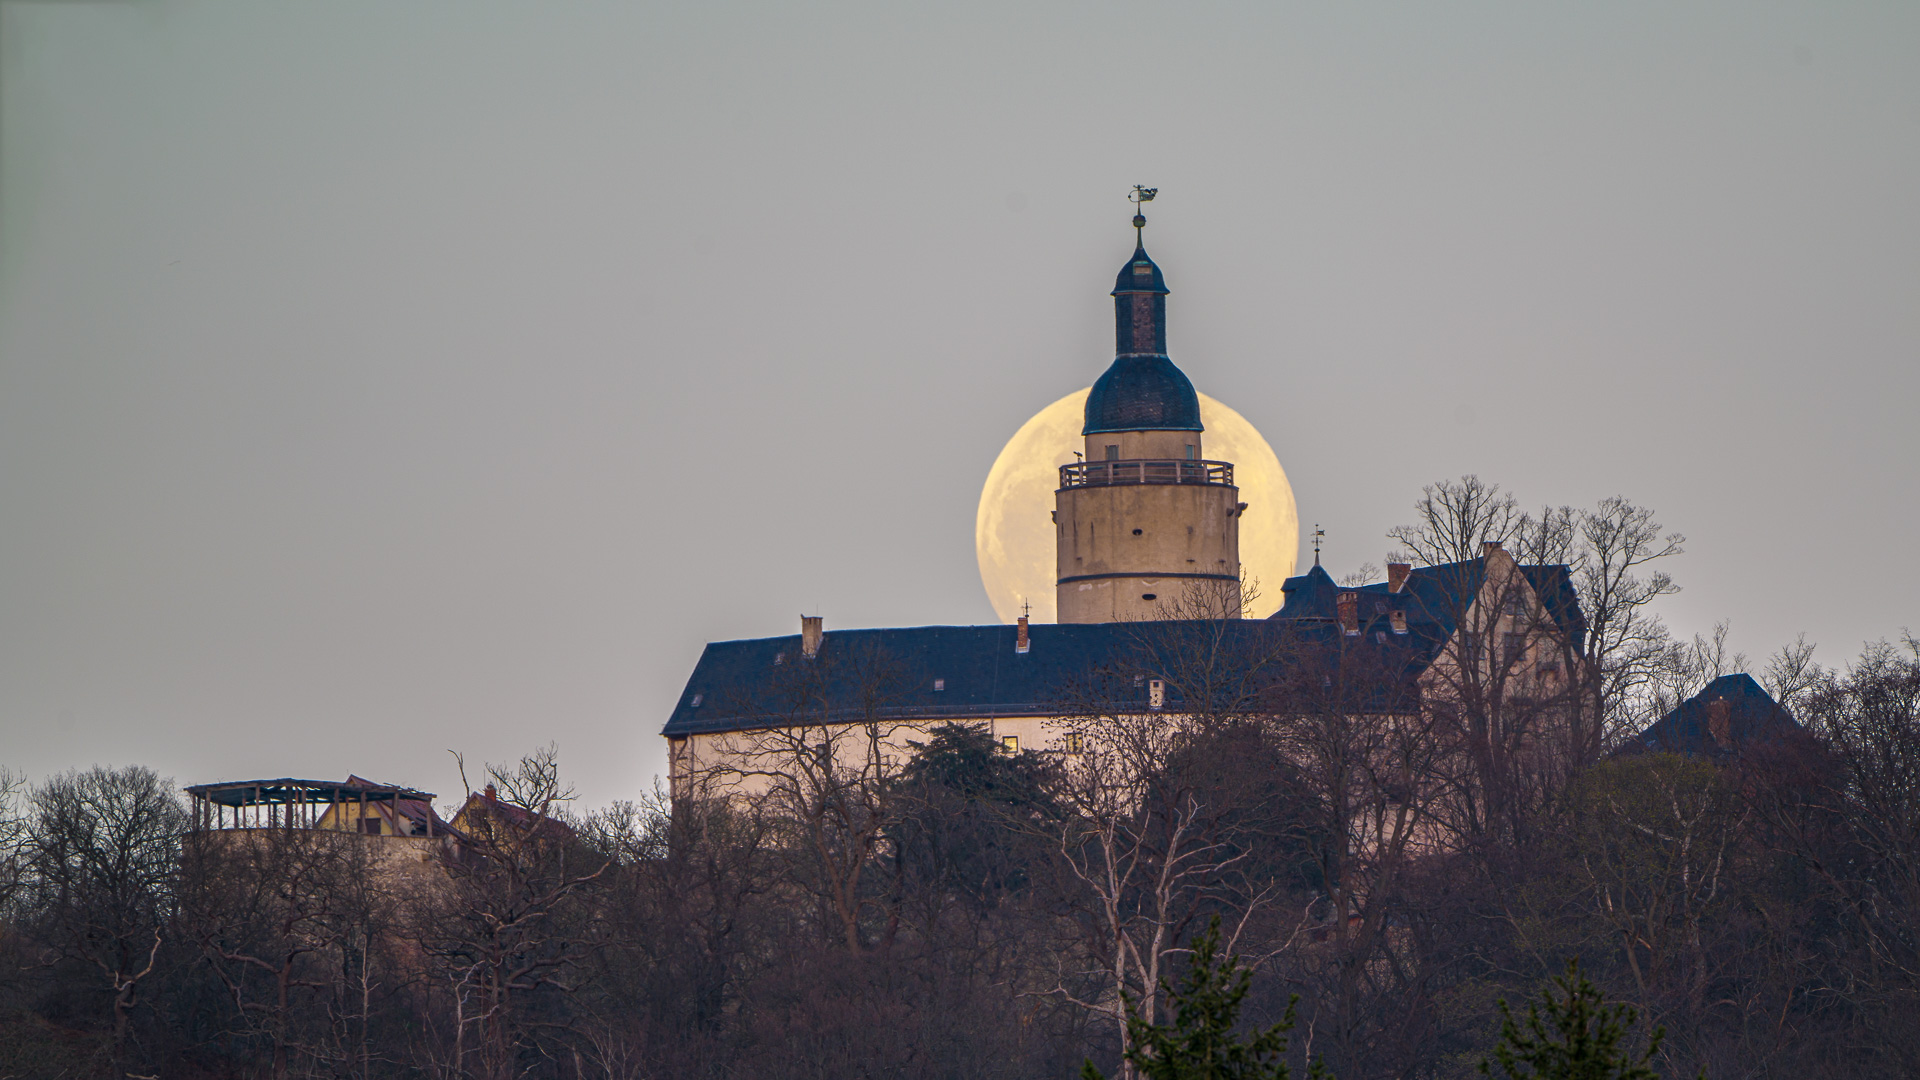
[{"x1": 1054, "y1": 209, "x2": 1242, "y2": 623}]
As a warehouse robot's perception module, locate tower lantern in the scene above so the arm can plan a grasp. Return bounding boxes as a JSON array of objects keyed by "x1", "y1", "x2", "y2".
[{"x1": 1054, "y1": 193, "x2": 1242, "y2": 623}]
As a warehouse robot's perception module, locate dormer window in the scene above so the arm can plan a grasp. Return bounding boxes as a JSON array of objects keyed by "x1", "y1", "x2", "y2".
[
  {"x1": 1390, "y1": 611, "x2": 1407, "y2": 634},
  {"x1": 1149, "y1": 679, "x2": 1166, "y2": 709},
  {"x1": 690, "y1": 693, "x2": 703, "y2": 707},
  {"x1": 933, "y1": 679, "x2": 945, "y2": 692},
  {"x1": 1132, "y1": 262, "x2": 1152, "y2": 276}
]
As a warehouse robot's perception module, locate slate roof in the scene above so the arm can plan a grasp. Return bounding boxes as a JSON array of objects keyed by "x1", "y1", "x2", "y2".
[
  {"x1": 661, "y1": 619, "x2": 1432, "y2": 738},
  {"x1": 1625, "y1": 673, "x2": 1801, "y2": 758},
  {"x1": 1111, "y1": 243, "x2": 1170, "y2": 296},
  {"x1": 1084, "y1": 354, "x2": 1203, "y2": 434},
  {"x1": 1085, "y1": 240, "x2": 1200, "y2": 435},
  {"x1": 664, "y1": 552, "x2": 1599, "y2": 739},
  {"x1": 1270, "y1": 556, "x2": 1587, "y2": 656}
]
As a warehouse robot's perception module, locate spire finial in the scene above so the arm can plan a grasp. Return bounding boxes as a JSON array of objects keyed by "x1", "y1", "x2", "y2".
[
  {"x1": 1129, "y1": 185, "x2": 1157, "y2": 245},
  {"x1": 1312, "y1": 524, "x2": 1324, "y2": 566}
]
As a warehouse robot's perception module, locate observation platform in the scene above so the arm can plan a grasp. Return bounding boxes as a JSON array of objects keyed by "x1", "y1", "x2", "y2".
[
  {"x1": 184, "y1": 777, "x2": 444, "y2": 837},
  {"x1": 1058, "y1": 459, "x2": 1233, "y2": 489}
]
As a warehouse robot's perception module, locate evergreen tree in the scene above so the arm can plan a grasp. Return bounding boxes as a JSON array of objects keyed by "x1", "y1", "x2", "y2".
[
  {"x1": 1481, "y1": 960, "x2": 1675, "y2": 1080},
  {"x1": 1083, "y1": 917, "x2": 1331, "y2": 1080}
]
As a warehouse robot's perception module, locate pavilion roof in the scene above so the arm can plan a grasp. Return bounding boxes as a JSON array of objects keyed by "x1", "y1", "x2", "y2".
[{"x1": 183, "y1": 777, "x2": 436, "y2": 807}]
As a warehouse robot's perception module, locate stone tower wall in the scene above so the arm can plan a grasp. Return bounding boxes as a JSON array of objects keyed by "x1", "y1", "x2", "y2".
[{"x1": 1055, "y1": 476, "x2": 1241, "y2": 623}]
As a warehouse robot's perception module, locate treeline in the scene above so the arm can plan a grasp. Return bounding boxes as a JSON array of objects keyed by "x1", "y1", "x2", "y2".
[
  {"x1": 2, "y1": 479, "x2": 1916, "y2": 1080},
  {"x1": 4, "y1": 638, "x2": 1916, "y2": 1080}
]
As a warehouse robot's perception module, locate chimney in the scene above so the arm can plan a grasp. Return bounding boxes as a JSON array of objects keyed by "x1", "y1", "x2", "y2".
[
  {"x1": 484, "y1": 783, "x2": 497, "y2": 804},
  {"x1": 1149, "y1": 678, "x2": 1166, "y2": 709},
  {"x1": 1337, "y1": 592, "x2": 1360, "y2": 636},
  {"x1": 800, "y1": 615, "x2": 823, "y2": 660},
  {"x1": 1482, "y1": 540, "x2": 1504, "y2": 559},
  {"x1": 1707, "y1": 698, "x2": 1732, "y2": 747},
  {"x1": 1016, "y1": 614, "x2": 1030, "y2": 654},
  {"x1": 1387, "y1": 563, "x2": 1411, "y2": 593}
]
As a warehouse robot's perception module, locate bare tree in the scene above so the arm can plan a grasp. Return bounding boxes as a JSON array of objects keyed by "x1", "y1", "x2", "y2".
[
  {"x1": 1566, "y1": 497, "x2": 1685, "y2": 754},
  {"x1": 0, "y1": 767, "x2": 28, "y2": 918},
  {"x1": 418, "y1": 746, "x2": 608, "y2": 1080},
  {"x1": 1635, "y1": 622, "x2": 1748, "y2": 736},
  {"x1": 23, "y1": 766, "x2": 186, "y2": 1056},
  {"x1": 1388, "y1": 478, "x2": 1684, "y2": 831},
  {"x1": 1760, "y1": 633, "x2": 1824, "y2": 712},
  {"x1": 1566, "y1": 755, "x2": 1747, "y2": 1028},
  {"x1": 691, "y1": 638, "x2": 915, "y2": 954},
  {"x1": 1257, "y1": 631, "x2": 1446, "y2": 1076},
  {"x1": 1387, "y1": 482, "x2": 1583, "y2": 846},
  {"x1": 1039, "y1": 612, "x2": 1306, "y2": 1078},
  {"x1": 1386, "y1": 475, "x2": 1522, "y2": 569},
  {"x1": 1787, "y1": 636, "x2": 1920, "y2": 1069},
  {"x1": 179, "y1": 823, "x2": 396, "y2": 1080},
  {"x1": 570, "y1": 787, "x2": 776, "y2": 1079}
]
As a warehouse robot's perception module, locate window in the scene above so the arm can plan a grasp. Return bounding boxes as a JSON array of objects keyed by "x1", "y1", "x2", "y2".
[
  {"x1": 1185, "y1": 444, "x2": 1196, "y2": 460},
  {"x1": 773, "y1": 652, "x2": 784, "y2": 665},
  {"x1": 1105, "y1": 445, "x2": 1120, "y2": 461},
  {"x1": 1503, "y1": 633, "x2": 1528, "y2": 666},
  {"x1": 1065, "y1": 732, "x2": 1084, "y2": 754},
  {"x1": 361, "y1": 817, "x2": 381, "y2": 835},
  {"x1": 932, "y1": 678, "x2": 945, "y2": 691},
  {"x1": 690, "y1": 693, "x2": 703, "y2": 707},
  {"x1": 1390, "y1": 611, "x2": 1407, "y2": 634},
  {"x1": 1132, "y1": 528, "x2": 1143, "y2": 535},
  {"x1": 1141, "y1": 593, "x2": 1157, "y2": 601},
  {"x1": 1001, "y1": 735, "x2": 1019, "y2": 753}
]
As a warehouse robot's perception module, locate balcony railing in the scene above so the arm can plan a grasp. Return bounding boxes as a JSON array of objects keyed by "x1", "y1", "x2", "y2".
[{"x1": 1059, "y1": 458, "x2": 1234, "y2": 489}]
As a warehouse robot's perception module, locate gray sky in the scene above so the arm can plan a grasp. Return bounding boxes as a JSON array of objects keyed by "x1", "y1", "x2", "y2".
[{"x1": 3, "y1": 1, "x2": 1916, "y2": 810}]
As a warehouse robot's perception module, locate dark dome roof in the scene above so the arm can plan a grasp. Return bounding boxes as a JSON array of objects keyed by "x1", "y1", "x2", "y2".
[
  {"x1": 1083, "y1": 354, "x2": 1202, "y2": 434},
  {"x1": 1112, "y1": 245, "x2": 1169, "y2": 296}
]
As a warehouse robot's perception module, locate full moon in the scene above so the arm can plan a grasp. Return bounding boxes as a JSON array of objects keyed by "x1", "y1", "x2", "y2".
[{"x1": 976, "y1": 389, "x2": 1298, "y2": 622}]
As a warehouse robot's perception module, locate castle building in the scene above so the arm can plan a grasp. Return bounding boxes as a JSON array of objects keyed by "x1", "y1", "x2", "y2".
[{"x1": 660, "y1": 210, "x2": 1588, "y2": 797}]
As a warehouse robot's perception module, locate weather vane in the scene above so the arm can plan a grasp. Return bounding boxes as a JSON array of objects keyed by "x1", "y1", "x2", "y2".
[
  {"x1": 1129, "y1": 184, "x2": 1157, "y2": 242},
  {"x1": 1312, "y1": 524, "x2": 1325, "y2": 566}
]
